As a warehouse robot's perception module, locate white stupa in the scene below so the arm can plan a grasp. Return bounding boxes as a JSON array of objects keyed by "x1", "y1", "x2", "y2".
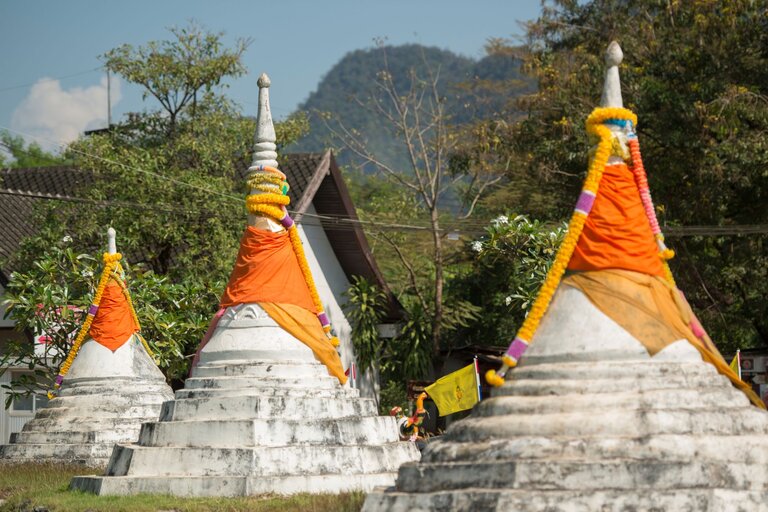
[
  {"x1": 71, "y1": 74, "x2": 419, "y2": 496},
  {"x1": 0, "y1": 228, "x2": 173, "y2": 467},
  {"x1": 363, "y1": 42, "x2": 768, "y2": 511}
]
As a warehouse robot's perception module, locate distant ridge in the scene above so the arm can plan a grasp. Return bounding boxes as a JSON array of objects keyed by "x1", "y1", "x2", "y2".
[{"x1": 291, "y1": 43, "x2": 534, "y2": 171}]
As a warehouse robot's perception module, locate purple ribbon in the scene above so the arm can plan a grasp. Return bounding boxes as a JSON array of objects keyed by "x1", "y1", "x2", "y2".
[
  {"x1": 574, "y1": 190, "x2": 596, "y2": 214},
  {"x1": 506, "y1": 337, "x2": 529, "y2": 361},
  {"x1": 281, "y1": 214, "x2": 295, "y2": 229},
  {"x1": 88, "y1": 304, "x2": 99, "y2": 316},
  {"x1": 55, "y1": 375, "x2": 63, "y2": 385},
  {"x1": 317, "y1": 312, "x2": 330, "y2": 327}
]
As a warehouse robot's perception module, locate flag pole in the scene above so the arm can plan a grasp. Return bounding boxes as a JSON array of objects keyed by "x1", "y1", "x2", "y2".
[
  {"x1": 474, "y1": 355, "x2": 482, "y2": 401},
  {"x1": 737, "y1": 349, "x2": 741, "y2": 380}
]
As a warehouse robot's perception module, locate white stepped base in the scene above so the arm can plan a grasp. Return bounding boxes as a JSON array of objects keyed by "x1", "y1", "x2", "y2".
[
  {"x1": 72, "y1": 472, "x2": 401, "y2": 497},
  {"x1": 364, "y1": 489, "x2": 768, "y2": 512},
  {"x1": 72, "y1": 303, "x2": 420, "y2": 495},
  {"x1": 0, "y1": 336, "x2": 173, "y2": 467},
  {"x1": 363, "y1": 287, "x2": 768, "y2": 510}
]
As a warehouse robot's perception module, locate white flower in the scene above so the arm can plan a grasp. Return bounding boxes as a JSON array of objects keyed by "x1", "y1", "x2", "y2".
[
  {"x1": 504, "y1": 296, "x2": 512, "y2": 306},
  {"x1": 62, "y1": 236, "x2": 73, "y2": 243},
  {"x1": 81, "y1": 270, "x2": 93, "y2": 278},
  {"x1": 471, "y1": 241, "x2": 483, "y2": 253},
  {"x1": 492, "y1": 215, "x2": 509, "y2": 227}
]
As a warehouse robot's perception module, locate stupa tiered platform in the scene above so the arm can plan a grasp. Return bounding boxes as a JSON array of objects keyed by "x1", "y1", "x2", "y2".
[
  {"x1": 0, "y1": 229, "x2": 173, "y2": 467},
  {"x1": 71, "y1": 74, "x2": 419, "y2": 496}
]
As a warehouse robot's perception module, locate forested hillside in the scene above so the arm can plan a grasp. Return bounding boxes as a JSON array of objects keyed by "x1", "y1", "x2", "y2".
[{"x1": 291, "y1": 43, "x2": 534, "y2": 170}]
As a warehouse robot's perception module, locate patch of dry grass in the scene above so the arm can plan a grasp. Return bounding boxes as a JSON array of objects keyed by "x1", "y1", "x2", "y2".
[{"x1": 0, "y1": 463, "x2": 365, "y2": 512}]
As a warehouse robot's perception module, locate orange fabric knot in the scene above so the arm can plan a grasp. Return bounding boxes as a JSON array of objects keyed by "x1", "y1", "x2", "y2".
[
  {"x1": 568, "y1": 162, "x2": 665, "y2": 277},
  {"x1": 220, "y1": 226, "x2": 318, "y2": 312},
  {"x1": 88, "y1": 281, "x2": 139, "y2": 351}
]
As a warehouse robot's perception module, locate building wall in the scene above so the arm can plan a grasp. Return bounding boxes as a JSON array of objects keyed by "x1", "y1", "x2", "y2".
[
  {"x1": 0, "y1": 369, "x2": 36, "y2": 444},
  {"x1": 298, "y1": 204, "x2": 378, "y2": 402}
]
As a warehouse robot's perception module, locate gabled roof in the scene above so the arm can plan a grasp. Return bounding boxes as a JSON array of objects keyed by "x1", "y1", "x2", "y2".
[{"x1": 0, "y1": 154, "x2": 404, "y2": 321}]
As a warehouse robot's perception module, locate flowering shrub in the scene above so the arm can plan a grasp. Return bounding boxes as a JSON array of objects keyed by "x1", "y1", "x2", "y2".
[{"x1": 446, "y1": 214, "x2": 565, "y2": 347}]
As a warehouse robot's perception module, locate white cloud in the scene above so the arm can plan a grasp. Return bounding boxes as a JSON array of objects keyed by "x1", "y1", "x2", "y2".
[{"x1": 10, "y1": 75, "x2": 122, "y2": 150}]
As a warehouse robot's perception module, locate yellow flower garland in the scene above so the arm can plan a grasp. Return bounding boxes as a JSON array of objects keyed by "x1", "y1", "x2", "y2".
[
  {"x1": 486, "y1": 107, "x2": 637, "y2": 387},
  {"x1": 246, "y1": 166, "x2": 342, "y2": 349}
]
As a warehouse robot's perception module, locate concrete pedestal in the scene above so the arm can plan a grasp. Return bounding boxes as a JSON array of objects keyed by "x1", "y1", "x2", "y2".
[
  {"x1": 1, "y1": 335, "x2": 173, "y2": 467},
  {"x1": 71, "y1": 303, "x2": 419, "y2": 496},
  {"x1": 363, "y1": 287, "x2": 768, "y2": 511}
]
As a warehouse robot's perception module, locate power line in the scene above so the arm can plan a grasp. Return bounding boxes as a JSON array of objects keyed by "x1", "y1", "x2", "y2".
[{"x1": 0, "y1": 68, "x2": 102, "y2": 93}]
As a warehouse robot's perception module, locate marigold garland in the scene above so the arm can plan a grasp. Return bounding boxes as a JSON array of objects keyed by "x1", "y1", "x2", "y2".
[
  {"x1": 487, "y1": 107, "x2": 636, "y2": 387},
  {"x1": 48, "y1": 252, "x2": 150, "y2": 399},
  {"x1": 245, "y1": 165, "x2": 342, "y2": 349}
]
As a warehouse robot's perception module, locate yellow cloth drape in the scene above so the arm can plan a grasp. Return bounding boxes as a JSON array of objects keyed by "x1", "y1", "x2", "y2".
[
  {"x1": 563, "y1": 269, "x2": 764, "y2": 409},
  {"x1": 426, "y1": 363, "x2": 480, "y2": 416},
  {"x1": 259, "y1": 302, "x2": 347, "y2": 385}
]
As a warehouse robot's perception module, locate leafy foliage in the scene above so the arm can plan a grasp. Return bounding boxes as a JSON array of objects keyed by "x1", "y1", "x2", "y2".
[
  {"x1": 1, "y1": 238, "x2": 222, "y2": 401},
  {"x1": 0, "y1": 131, "x2": 67, "y2": 168},
  {"x1": 344, "y1": 275, "x2": 387, "y2": 373},
  {"x1": 476, "y1": 0, "x2": 768, "y2": 349},
  {"x1": 448, "y1": 215, "x2": 565, "y2": 348}
]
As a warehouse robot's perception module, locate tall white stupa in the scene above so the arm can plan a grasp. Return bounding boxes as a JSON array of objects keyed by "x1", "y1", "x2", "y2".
[
  {"x1": 71, "y1": 74, "x2": 419, "y2": 496},
  {"x1": 363, "y1": 42, "x2": 768, "y2": 511},
  {"x1": 0, "y1": 228, "x2": 173, "y2": 467}
]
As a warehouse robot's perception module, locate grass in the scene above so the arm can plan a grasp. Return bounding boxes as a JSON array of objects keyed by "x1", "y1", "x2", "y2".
[{"x1": 0, "y1": 463, "x2": 365, "y2": 512}]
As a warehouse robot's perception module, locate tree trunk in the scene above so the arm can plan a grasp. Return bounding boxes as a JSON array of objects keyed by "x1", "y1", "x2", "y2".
[{"x1": 430, "y1": 206, "x2": 444, "y2": 357}]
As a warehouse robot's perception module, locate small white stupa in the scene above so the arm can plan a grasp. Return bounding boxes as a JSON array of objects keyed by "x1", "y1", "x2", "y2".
[
  {"x1": 71, "y1": 74, "x2": 419, "y2": 496},
  {"x1": 0, "y1": 228, "x2": 173, "y2": 467},
  {"x1": 363, "y1": 42, "x2": 768, "y2": 511}
]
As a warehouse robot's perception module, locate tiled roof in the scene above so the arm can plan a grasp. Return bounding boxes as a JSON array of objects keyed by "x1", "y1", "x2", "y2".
[{"x1": 0, "y1": 156, "x2": 403, "y2": 320}]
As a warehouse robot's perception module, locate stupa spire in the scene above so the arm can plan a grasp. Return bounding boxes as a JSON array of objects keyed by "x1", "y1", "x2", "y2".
[
  {"x1": 250, "y1": 73, "x2": 278, "y2": 170},
  {"x1": 362, "y1": 39, "x2": 768, "y2": 512},
  {"x1": 600, "y1": 41, "x2": 624, "y2": 108},
  {"x1": 107, "y1": 227, "x2": 117, "y2": 255}
]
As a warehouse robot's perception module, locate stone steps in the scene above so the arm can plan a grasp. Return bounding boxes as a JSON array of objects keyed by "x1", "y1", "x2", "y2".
[
  {"x1": 362, "y1": 488, "x2": 768, "y2": 512},
  {"x1": 421, "y1": 434, "x2": 768, "y2": 465},
  {"x1": 497, "y1": 373, "x2": 732, "y2": 396},
  {"x1": 10, "y1": 428, "x2": 141, "y2": 445},
  {"x1": 159, "y1": 394, "x2": 378, "y2": 421},
  {"x1": 192, "y1": 361, "x2": 332, "y2": 379},
  {"x1": 446, "y1": 407, "x2": 768, "y2": 439},
  {"x1": 183, "y1": 374, "x2": 340, "y2": 390},
  {"x1": 476, "y1": 387, "x2": 749, "y2": 415},
  {"x1": 32, "y1": 403, "x2": 163, "y2": 421},
  {"x1": 174, "y1": 385, "x2": 358, "y2": 400},
  {"x1": 72, "y1": 472, "x2": 401, "y2": 497},
  {"x1": 138, "y1": 416, "x2": 399, "y2": 447},
  {"x1": 394, "y1": 459, "x2": 768, "y2": 493},
  {"x1": 0, "y1": 441, "x2": 115, "y2": 464},
  {"x1": 105, "y1": 442, "x2": 417, "y2": 478},
  {"x1": 508, "y1": 360, "x2": 719, "y2": 380}
]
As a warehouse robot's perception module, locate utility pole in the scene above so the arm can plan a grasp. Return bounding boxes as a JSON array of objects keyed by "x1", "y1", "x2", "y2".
[{"x1": 107, "y1": 68, "x2": 112, "y2": 128}]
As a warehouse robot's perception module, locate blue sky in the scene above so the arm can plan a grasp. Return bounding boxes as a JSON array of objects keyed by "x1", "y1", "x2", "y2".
[{"x1": 0, "y1": 0, "x2": 541, "y2": 151}]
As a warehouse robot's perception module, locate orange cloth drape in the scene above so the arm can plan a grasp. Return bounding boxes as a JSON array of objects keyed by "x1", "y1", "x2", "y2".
[
  {"x1": 219, "y1": 226, "x2": 346, "y2": 384},
  {"x1": 568, "y1": 162, "x2": 665, "y2": 277},
  {"x1": 88, "y1": 281, "x2": 139, "y2": 351},
  {"x1": 564, "y1": 270, "x2": 764, "y2": 408},
  {"x1": 220, "y1": 227, "x2": 317, "y2": 312}
]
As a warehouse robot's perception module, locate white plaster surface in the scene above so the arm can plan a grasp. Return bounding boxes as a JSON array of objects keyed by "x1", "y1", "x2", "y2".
[
  {"x1": 362, "y1": 284, "x2": 768, "y2": 510},
  {"x1": 71, "y1": 303, "x2": 419, "y2": 496},
  {"x1": 0, "y1": 334, "x2": 173, "y2": 467}
]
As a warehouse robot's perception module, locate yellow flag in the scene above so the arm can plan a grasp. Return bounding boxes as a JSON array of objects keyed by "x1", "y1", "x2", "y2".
[
  {"x1": 425, "y1": 363, "x2": 480, "y2": 416},
  {"x1": 729, "y1": 354, "x2": 739, "y2": 374}
]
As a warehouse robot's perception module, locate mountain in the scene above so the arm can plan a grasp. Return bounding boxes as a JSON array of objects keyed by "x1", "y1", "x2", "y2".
[{"x1": 290, "y1": 43, "x2": 534, "y2": 171}]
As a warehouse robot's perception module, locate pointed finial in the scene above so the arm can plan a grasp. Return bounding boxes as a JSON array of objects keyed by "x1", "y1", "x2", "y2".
[
  {"x1": 600, "y1": 41, "x2": 624, "y2": 108},
  {"x1": 249, "y1": 72, "x2": 278, "y2": 172},
  {"x1": 107, "y1": 227, "x2": 117, "y2": 255}
]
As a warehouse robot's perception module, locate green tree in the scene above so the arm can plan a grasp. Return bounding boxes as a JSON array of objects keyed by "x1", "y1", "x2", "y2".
[
  {"x1": 5, "y1": 24, "x2": 308, "y2": 392},
  {"x1": 1, "y1": 238, "x2": 220, "y2": 401},
  {"x1": 477, "y1": 0, "x2": 768, "y2": 350},
  {"x1": 448, "y1": 215, "x2": 565, "y2": 348},
  {"x1": 103, "y1": 22, "x2": 250, "y2": 134},
  {"x1": 0, "y1": 131, "x2": 66, "y2": 168}
]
